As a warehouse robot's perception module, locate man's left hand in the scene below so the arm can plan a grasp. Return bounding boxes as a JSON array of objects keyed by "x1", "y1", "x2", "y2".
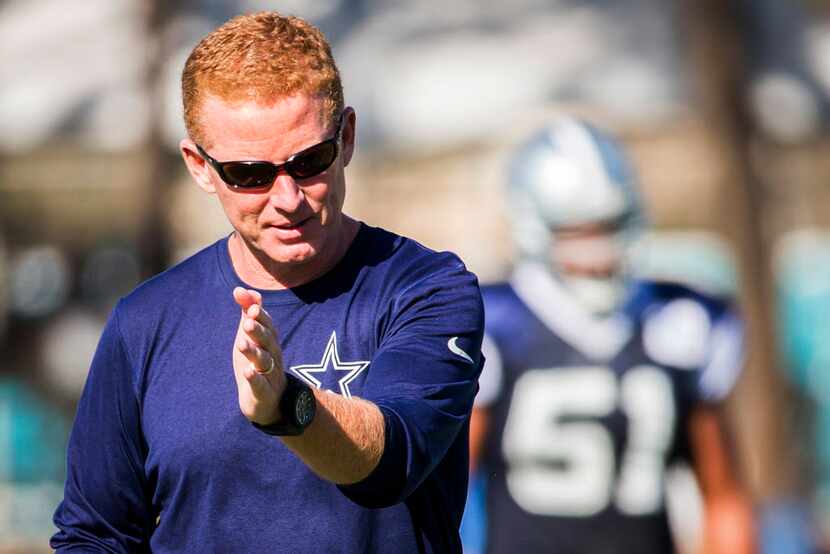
[{"x1": 232, "y1": 287, "x2": 287, "y2": 425}]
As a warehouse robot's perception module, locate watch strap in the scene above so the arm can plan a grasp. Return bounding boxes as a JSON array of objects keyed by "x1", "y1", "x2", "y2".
[{"x1": 251, "y1": 374, "x2": 316, "y2": 436}]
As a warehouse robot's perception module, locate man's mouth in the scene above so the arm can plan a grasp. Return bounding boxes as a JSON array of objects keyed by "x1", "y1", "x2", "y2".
[{"x1": 274, "y1": 217, "x2": 312, "y2": 230}]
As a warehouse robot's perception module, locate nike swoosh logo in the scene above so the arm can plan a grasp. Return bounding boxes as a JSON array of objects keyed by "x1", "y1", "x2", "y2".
[{"x1": 448, "y1": 337, "x2": 474, "y2": 364}]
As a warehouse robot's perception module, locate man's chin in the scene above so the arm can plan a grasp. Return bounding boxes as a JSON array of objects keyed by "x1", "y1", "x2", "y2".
[{"x1": 261, "y1": 242, "x2": 318, "y2": 267}]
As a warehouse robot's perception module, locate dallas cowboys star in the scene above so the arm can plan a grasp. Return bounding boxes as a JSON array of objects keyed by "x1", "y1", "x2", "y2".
[{"x1": 291, "y1": 331, "x2": 370, "y2": 398}]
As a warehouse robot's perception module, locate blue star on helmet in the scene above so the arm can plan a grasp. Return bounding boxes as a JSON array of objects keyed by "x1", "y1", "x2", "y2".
[{"x1": 290, "y1": 331, "x2": 370, "y2": 398}]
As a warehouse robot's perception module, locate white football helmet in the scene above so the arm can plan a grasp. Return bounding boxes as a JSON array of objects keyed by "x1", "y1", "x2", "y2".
[{"x1": 508, "y1": 117, "x2": 646, "y2": 314}]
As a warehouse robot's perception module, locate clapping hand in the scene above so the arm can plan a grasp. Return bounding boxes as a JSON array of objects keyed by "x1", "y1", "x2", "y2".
[{"x1": 232, "y1": 287, "x2": 287, "y2": 425}]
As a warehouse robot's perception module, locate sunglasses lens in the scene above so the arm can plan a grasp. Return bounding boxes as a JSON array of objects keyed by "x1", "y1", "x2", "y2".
[
  {"x1": 223, "y1": 163, "x2": 278, "y2": 188},
  {"x1": 288, "y1": 141, "x2": 337, "y2": 179}
]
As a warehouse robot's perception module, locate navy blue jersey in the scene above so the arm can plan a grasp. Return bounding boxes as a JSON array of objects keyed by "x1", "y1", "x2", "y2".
[
  {"x1": 477, "y1": 263, "x2": 743, "y2": 554},
  {"x1": 51, "y1": 223, "x2": 484, "y2": 554}
]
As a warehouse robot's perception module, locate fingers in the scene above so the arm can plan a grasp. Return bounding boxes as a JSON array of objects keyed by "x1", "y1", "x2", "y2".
[
  {"x1": 233, "y1": 287, "x2": 283, "y2": 373},
  {"x1": 242, "y1": 316, "x2": 279, "y2": 354},
  {"x1": 236, "y1": 336, "x2": 275, "y2": 374},
  {"x1": 236, "y1": 335, "x2": 286, "y2": 408},
  {"x1": 234, "y1": 287, "x2": 277, "y2": 349},
  {"x1": 239, "y1": 360, "x2": 281, "y2": 417},
  {"x1": 233, "y1": 286, "x2": 262, "y2": 312},
  {"x1": 246, "y1": 303, "x2": 274, "y2": 331}
]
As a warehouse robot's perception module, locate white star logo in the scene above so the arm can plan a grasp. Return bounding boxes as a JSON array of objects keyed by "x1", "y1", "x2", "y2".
[{"x1": 290, "y1": 331, "x2": 370, "y2": 398}]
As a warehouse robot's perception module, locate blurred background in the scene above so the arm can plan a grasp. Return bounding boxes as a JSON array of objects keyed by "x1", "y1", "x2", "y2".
[{"x1": 1, "y1": 0, "x2": 830, "y2": 552}]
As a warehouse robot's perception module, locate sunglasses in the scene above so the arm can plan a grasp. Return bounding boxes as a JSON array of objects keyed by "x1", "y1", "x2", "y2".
[{"x1": 195, "y1": 113, "x2": 344, "y2": 190}]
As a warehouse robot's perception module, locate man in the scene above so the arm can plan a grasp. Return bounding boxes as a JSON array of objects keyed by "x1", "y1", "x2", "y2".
[
  {"x1": 468, "y1": 118, "x2": 756, "y2": 553},
  {"x1": 51, "y1": 12, "x2": 484, "y2": 553}
]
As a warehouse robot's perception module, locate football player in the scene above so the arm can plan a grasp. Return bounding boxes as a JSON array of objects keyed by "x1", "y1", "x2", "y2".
[{"x1": 469, "y1": 118, "x2": 756, "y2": 554}]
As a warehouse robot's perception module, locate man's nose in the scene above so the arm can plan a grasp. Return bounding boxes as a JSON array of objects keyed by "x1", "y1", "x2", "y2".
[{"x1": 268, "y1": 173, "x2": 304, "y2": 213}]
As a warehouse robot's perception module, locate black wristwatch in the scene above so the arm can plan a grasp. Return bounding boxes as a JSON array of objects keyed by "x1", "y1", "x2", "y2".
[{"x1": 251, "y1": 374, "x2": 316, "y2": 436}]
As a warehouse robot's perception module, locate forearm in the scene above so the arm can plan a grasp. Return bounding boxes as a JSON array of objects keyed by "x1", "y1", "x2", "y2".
[
  {"x1": 469, "y1": 407, "x2": 489, "y2": 473},
  {"x1": 687, "y1": 404, "x2": 756, "y2": 554},
  {"x1": 699, "y1": 489, "x2": 757, "y2": 554},
  {"x1": 281, "y1": 389, "x2": 385, "y2": 484}
]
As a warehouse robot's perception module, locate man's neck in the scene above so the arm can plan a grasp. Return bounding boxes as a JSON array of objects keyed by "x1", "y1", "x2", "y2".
[{"x1": 229, "y1": 217, "x2": 360, "y2": 290}]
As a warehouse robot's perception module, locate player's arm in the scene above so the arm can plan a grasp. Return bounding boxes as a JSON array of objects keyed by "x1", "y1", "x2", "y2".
[
  {"x1": 688, "y1": 405, "x2": 757, "y2": 554},
  {"x1": 51, "y1": 304, "x2": 154, "y2": 552},
  {"x1": 469, "y1": 334, "x2": 504, "y2": 473},
  {"x1": 233, "y1": 259, "x2": 485, "y2": 498},
  {"x1": 689, "y1": 306, "x2": 756, "y2": 554},
  {"x1": 469, "y1": 406, "x2": 490, "y2": 474}
]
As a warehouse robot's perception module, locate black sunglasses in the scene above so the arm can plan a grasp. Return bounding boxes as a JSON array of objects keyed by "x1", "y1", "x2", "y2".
[{"x1": 195, "y1": 113, "x2": 344, "y2": 189}]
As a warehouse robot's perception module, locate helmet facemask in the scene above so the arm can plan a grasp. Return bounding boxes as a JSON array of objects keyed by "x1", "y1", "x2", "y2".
[{"x1": 548, "y1": 223, "x2": 635, "y2": 316}]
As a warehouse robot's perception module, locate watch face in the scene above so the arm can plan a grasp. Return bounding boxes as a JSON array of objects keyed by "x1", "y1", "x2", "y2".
[{"x1": 295, "y1": 389, "x2": 315, "y2": 427}]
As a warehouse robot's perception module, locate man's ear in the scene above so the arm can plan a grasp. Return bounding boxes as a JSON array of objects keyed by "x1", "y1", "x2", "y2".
[
  {"x1": 180, "y1": 139, "x2": 217, "y2": 194},
  {"x1": 341, "y1": 107, "x2": 356, "y2": 168}
]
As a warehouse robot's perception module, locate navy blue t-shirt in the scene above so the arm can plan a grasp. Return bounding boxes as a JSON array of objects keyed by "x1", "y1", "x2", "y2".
[{"x1": 52, "y1": 224, "x2": 484, "y2": 553}]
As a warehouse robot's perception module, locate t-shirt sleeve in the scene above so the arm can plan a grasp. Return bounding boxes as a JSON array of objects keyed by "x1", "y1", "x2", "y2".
[
  {"x1": 51, "y1": 303, "x2": 154, "y2": 552},
  {"x1": 474, "y1": 333, "x2": 503, "y2": 408},
  {"x1": 697, "y1": 307, "x2": 745, "y2": 403},
  {"x1": 338, "y1": 257, "x2": 484, "y2": 507}
]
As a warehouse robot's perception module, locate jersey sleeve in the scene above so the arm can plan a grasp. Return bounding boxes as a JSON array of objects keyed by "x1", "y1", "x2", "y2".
[
  {"x1": 338, "y1": 256, "x2": 484, "y2": 507},
  {"x1": 641, "y1": 287, "x2": 746, "y2": 405},
  {"x1": 473, "y1": 333, "x2": 504, "y2": 408},
  {"x1": 698, "y1": 307, "x2": 745, "y2": 403},
  {"x1": 51, "y1": 302, "x2": 154, "y2": 552}
]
